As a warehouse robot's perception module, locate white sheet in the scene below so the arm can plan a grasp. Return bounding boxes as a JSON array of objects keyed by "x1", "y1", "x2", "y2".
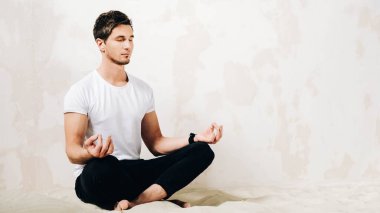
[{"x1": 1, "y1": 181, "x2": 379, "y2": 212}]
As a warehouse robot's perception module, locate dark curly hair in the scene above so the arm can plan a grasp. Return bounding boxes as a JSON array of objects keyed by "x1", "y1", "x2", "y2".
[{"x1": 93, "y1": 10, "x2": 133, "y2": 42}]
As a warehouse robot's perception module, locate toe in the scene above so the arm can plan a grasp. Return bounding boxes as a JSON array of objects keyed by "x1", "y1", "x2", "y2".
[{"x1": 115, "y1": 200, "x2": 130, "y2": 211}]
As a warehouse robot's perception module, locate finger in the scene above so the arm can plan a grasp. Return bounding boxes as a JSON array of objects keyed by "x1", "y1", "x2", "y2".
[
  {"x1": 211, "y1": 123, "x2": 220, "y2": 134},
  {"x1": 206, "y1": 125, "x2": 213, "y2": 134},
  {"x1": 106, "y1": 140, "x2": 114, "y2": 155},
  {"x1": 84, "y1": 134, "x2": 98, "y2": 147},
  {"x1": 211, "y1": 122, "x2": 219, "y2": 129},
  {"x1": 99, "y1": 137, "x2": 109, "y2": 157},
  {"x1": 215, "y1": 125, "x2": 223, "y2": 141},
  {"x1": 213, "y1": 127, "x2": 218, "y2": 137},
  {"x1": 100, "y1": 136, "x2": 111, "y2": 157},
  {"x1": 88, "y1": 134, "x2": 99, "y2": 143},
  {"x1": 211, "y1": 124, "x2": 220, "y2": 142},
  {"x1": 210, "y1": 130, "x2": 217, "y2": 143},
  {"x1": 94, "y1": 134, "x2": 103, "y2": 156}
]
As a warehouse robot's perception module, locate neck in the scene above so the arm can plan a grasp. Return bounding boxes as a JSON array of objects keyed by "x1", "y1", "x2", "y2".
[{"x1": 97, "y1": 57, "x2": 128, "y2": 86}]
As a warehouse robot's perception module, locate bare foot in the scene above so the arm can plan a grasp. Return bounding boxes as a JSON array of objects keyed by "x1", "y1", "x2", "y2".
[
  {"x1": 168, "y1": 199, "x2": 191, "y2": 208},
  {"x1": 114, "y1": 200, "x2": 132, "y2": 211}
]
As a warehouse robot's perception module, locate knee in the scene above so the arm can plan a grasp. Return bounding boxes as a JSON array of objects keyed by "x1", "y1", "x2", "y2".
[
  {"x1": 192, "y1": 142, "x2": 215, "y2": 163},
  {"x1": 83, "y1": 155, "x2": 120, "y2": 177},
  {"x1": 87, "y1": 155, "x2": 119, "y2": 167},
  {"x1": 204, "y1": 144, "x2": 215, "y2": 163}
]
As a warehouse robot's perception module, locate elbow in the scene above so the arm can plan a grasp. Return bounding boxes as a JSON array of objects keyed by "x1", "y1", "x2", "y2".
[
  {"x1": 65, "y1": 148, "x2": 75, "y2": 164},
  {"x1": 150, "y1": 143, "x2": 166, "y2": 157},
  {"x1": 153, "y1": 152, "x2": 163, "y2": 157},
  {"x1": 65, "y1": 138, "x2": 90, "y2": 164},
  {"x1": 67, "y1": 157, "x2": 76, "y2": 164},
  {"x1": 66, "y1": 154, "x2": 83, "y2": 164},
  {"x1": 65, "y1": 146, "x2": 82, "y2": 164},
  {"x1": 150, "y1": 147, "x2": 163, "y2": 157},
  {"x1": 145, "y1": 137, "x2": 164, "y2": 157}
]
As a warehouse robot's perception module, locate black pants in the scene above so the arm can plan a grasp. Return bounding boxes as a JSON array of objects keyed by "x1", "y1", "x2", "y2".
[{"x1": 75, "y1": 142, "x2": 215, "y2": 210}]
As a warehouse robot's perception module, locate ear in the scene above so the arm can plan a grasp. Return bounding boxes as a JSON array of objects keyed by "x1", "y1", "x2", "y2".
[{"x1": 96, "y1": 38, "x2": 106, "y2": 52}]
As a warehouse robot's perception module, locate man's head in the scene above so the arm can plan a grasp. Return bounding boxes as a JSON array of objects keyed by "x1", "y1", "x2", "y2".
[
  {"x1": 93, "y1": 10, "x2": 134, "y2": 65},
  {"x1": 93, "y1": 10, "x2": 133, "y2": 41}
]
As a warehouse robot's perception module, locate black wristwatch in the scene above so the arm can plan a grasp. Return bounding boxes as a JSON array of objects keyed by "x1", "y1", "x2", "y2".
[{"x1": 189, "y1": 133, "x2": 196, "y2": 144}]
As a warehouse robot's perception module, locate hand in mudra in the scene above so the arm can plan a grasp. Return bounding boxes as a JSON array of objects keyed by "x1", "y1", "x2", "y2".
[
  {"x1": 83, "y1": 134, "x2": 114, "y2": 158},
  {"x1": 194, "y1": 122, "x2": 223, "y2": 144}
]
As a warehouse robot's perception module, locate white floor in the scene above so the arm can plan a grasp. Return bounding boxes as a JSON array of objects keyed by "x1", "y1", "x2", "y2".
[{"x1": 1, "y1": 181, "x2": 380, "y2": 212}]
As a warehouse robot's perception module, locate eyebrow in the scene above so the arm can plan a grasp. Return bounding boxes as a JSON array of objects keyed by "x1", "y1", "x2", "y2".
[{"x1": 115, "y1": 35, "x2": 134, "y2": 39}]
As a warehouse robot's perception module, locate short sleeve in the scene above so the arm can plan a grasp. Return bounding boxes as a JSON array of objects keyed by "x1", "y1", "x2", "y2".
[
  {"x1": 63, "y1": 85, "x2": 88, "y2": 115},
  {"x1": 146, "y1": 86, "x2": 155, "y2": 113}
]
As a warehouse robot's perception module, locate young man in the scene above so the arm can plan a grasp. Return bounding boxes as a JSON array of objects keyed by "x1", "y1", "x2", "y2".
[{"x1": 63, "y1": 10, "x2": 223, "y2": 211}]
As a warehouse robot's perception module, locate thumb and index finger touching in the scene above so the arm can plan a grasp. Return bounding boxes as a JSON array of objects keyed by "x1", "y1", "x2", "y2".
[
  {"x1": 208, "y1": 122, "x2": 224, "y2": 143},
  {"x1": 84, "y1": 134, "x2": 114, "y2": 157},
  {"x1": 83, "y1": 134, "x2": 98, "y2": 147}
]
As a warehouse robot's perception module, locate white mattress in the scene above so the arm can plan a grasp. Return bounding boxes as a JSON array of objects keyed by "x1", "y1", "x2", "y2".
[{"x1": 1, "y1": 181, "x2": 379, "y2": 212}]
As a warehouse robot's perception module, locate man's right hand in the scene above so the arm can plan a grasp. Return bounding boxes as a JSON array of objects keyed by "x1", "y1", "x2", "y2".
[{"x1": 83, "y1": 134, "x2": 114, "y2": 158}]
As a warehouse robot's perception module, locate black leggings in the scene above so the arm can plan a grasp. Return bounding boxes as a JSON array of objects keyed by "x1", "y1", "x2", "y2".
[{"x1": 75, "y1": 142, "x2": 215, "y2": 210}]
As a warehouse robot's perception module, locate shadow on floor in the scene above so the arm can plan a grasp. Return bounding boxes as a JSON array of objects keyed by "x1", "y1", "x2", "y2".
[{"x1": 172, "y1": 188, "x2": 248, "y2": 207}]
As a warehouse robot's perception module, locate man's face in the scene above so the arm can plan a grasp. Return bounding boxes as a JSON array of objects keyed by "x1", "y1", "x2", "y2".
[{"x1": 101, "y1": 24, "x2": 134, "y2": 65}]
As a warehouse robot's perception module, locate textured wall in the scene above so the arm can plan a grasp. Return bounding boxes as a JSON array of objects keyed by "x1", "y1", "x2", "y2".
[{"x1": 0, "y1": 0, "x2": 380, "y2": 191}]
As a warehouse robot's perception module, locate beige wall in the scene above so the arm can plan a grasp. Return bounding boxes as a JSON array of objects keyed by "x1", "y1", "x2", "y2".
[{"x1": 1, "y1": 0, "x2": 380, "y2": 191}]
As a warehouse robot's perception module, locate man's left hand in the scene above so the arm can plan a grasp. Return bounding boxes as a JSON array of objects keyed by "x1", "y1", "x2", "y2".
[{"x1": 194, "y1": 122, "x2": 223, "y2": 144}]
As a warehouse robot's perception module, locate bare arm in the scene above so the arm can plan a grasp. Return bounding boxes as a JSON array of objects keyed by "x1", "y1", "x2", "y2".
[
  {"x1": 64, "y1": 112, "x2": 114, "y2": 164},
  {"x1": 141, "y1": 111, "x2": 187, "y2": 156},
  {"x1": 141, "y1": 111, "x2": 223, "y2": 156}
]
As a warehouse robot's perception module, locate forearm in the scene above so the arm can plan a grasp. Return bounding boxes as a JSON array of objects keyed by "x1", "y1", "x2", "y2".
[
  {"x1": 66, "y1": 143, "x2": 93, "y2": 164},
  {"x1": 153, "y1": 136, "x2": 190, "y2": 156}
]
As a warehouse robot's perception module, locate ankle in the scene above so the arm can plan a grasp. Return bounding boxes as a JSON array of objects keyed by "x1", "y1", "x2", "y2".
[
  {"x1": 151, "y1": 184, "x2": 168, "y2": 198},
  {"x1": 128, "y1": 201, "x2": 136, "y2": 208}
]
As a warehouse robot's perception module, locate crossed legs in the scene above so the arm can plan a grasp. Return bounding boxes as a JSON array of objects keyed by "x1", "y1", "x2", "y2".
[{"x1": 75, "y1": 142, "x2": 215, "y2": 210}]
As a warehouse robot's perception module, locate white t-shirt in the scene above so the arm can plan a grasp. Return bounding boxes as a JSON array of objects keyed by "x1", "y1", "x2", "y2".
[{"x1": 64, "y1": 70, "x2": 155, "y2": 177}]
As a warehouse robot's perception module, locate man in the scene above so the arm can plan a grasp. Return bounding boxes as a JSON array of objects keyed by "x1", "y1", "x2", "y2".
[{"x1": 64, "y1": 10, "x2": 223, "y2": 211}]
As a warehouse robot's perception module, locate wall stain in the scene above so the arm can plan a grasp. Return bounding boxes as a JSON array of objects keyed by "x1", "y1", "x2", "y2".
[
  {"x1": 358, "y1": 7, "x2": 380, "y2": 41},
  {"x1": 251, "y1": 49, "x2": 278, "y2": 81},
  {"x1": 0, "y1": 0, "x2": 71, "y2": 190},
  {"x1": 223, "y1": 62, "x2": 256, "y2": 106},
  {"x1": 20, "y1": 155, "x2": 53, "y2": 191},
  {"x1": 172, "y1": 0, "x2": 211, "y2": 134},
  {"x1": 364, "y1": 94, "x2": 372, "y2": 110},
  {"x1": 324, "y1": 153, "x2": 354, "y2": 179},
  {"x1": 274, "y1": 102, "x2": 310, "y2": 179},
  {"x1": 260, "y1": 0, "x2": 311, "y2": 179},
  {"x1": 363, "y1": 161, "x2": 380, "y2": 178},
  {"x1": 356, "y1": 40, "x2": 364, "y2": 59},
  {"x1": 306, "y1": 78, "x2": 319, "y2": 97}
]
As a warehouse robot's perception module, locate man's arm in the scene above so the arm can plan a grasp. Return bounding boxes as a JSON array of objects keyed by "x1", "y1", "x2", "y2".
[
  {"x1": 64, "y1": 112, "x2": 114, "y2": 164},
  {"x1": 141, "y1": 111, "x2": 188, "y2": 156},
  {"x1": 141, "y1": 111, "x2": 223, "y2": 156}
]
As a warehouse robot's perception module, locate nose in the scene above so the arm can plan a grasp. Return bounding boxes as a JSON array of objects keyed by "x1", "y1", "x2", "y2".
[{"x1": 122, "y1": 40, "x2": 131, "y2": 49}]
